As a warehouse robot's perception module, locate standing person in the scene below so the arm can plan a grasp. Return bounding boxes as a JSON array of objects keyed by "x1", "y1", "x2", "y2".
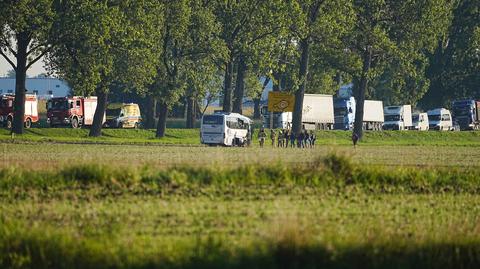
[
  {"x1": 303, "y1": 129, "x2": 309, "y2": 148},
  {"x1": 290, "y1": 130, "x2": 296, "y2": 148},
  {"x1": 270, "y1": 129, "x2": 276, "y2": 147},
  {"x1": 258, "y1": 128, "x2": 266, "y2": 148},
  {"x1": 284, "y1": 129, "x2": 290, "y2": 148},
  {"x1": 310, "y1": 130, "x2": 316, "y2": 148},
  {"x1": 297, "y1": 131, "x2": 304, "y2": 148},
  {"x1": 352, "y1": 132, "x2": 359, "y2": 148},
  {"x1": 277, "y1": 129, "x2": 284, "y2": 148}
]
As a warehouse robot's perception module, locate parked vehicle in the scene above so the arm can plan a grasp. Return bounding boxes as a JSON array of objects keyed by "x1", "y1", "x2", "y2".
[
  {"x1": 333, "y1": 97, "x2": 384, "y2": 131},
  {"x1": 47, "y1": 96, "x2": 104, "y2": 128},
  {"x1": 451, "y1": 100, "x2": 480, "y2": 130},
  {"x1": 201, "y1": 112, "x2": 252, "y2": 146},
  {"x1": 0, "y1": 94, "x2": 39, "y2": 128},
  {"x1": 427, "y1": 108, "x2": 453, "y2": 131},
  {"x1": 412, "y1": 113, "x2": 429, "y2": 131},
  {"x1": 383, "y1": 105, "x2": 412, "y2": 130},
  {"x1": 104, "y1": 103, "x2": 141, "y2": 128},
  {"x1": 261, "y1": 94, "x2": 334, "y2": 130}
]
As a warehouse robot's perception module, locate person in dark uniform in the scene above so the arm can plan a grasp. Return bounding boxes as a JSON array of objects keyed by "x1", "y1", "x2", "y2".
[
  {"x1": 297, "y1": 131, "x2": 304, "y2": 148},
  {"x1": 290, "y1": 130, "x2": 296, "y2": 148},
  {"x1": 352, "y1": 132, "x2": 359, "y2": 148},
  {"x1": 310, "y1": 130, "x2": 316, "y2": 148},
  {"x1": 270, "y1": 129, "x2": 276, "y2": 147}
]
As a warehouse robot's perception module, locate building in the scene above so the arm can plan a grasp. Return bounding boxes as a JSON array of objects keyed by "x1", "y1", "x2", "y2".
[{"x1": 0, "y1": 77, "x2": 71, "y2": 99}]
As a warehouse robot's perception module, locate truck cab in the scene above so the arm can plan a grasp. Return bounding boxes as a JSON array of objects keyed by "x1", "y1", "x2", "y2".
[
  {"x1": 452, "y1": 100, "x2": 480, "y2": 130},
  {"x1": 412, "y1": 113, "x2": 429, "y2": 131},
  {"x1": 260, "y1": 106, "x2": 292, "y2": 129},
  {"x1": 47, "y1": 96, "x2": 102, "y2": 128},
  {"x1": 333, "y1": 97, "x2": 355, "y2": 130},
  {"x1": 47, "y1": 97, "x2": 82, "y2": 128},
  {"x1": 0, "y1": 94, "x2": 39, "y2": 128},
  {"x1": 104, "y1": 103, "x2": 142, "y2": 128},
  {"x1": 383, "y1": 105, "x2": 412, "y2": 130},
  {"x1": 427, "y1": 108, "x2": 453, "y2": 131}
]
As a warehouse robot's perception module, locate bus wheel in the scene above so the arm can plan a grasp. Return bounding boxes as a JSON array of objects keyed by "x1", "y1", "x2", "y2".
[
  {"x1": 71, "y1": 117, "x2": 79, "y2": 129},
  {"x1": 24, "y1": 118, "x2": 32, "y2": 129}
]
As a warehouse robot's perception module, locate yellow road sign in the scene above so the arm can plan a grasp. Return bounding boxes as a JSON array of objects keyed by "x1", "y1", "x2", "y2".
[{"x1": 267, "y1": 92, "x2": 295, "y2": 112}]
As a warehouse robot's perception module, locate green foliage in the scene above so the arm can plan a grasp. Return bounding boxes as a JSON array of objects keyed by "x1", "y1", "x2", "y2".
[
  {"x1": 421, "y1": 0, "x2": 480, "y2": 108},
  {"x1": 47, "y1": 0, "x2": 162, "y2": 95}
]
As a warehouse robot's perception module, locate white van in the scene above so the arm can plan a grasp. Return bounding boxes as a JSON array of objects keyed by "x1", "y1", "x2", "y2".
[
  {"x1": 427, "y1": 108, "x2": 453, "y2": 131},
  {"x1": 412, "y1": 113, "x2": 429, "y2": 131},
  {"x1": 201, "y1": 112, "x2": 252, "y2": 146}
]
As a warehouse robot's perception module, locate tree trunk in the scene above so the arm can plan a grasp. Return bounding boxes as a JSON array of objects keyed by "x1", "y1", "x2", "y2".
[
  {"x1": 272, "y1": 71, "x2": 281, "y2": 92},
  {"x1": 222, "y1": 60, "x2": 234, "y2": 112},
  {"x1": 186, "y1": 95, "x2": 195, "y2": 128},
  {"x1": 89, "y1": 90, "x2": 107, "y2": 137},
  {"x1": 352, "y1": 49, "x2": 372, "y2": 139},
  {"x1": 253, "y1": 98, "x2": 261, "y2": 119},
  {"x1": 232, "y1": 56, "x2": 246, "y2": 114},
  {"x1": 12, "y1": 34, "x2": 29, "y2": 135},
  {"x1": 144, "y1": 95, "x2": 156, "y2": 129},
  {"x1": 292, "y1": 39, "x2": 310, "y2": 136},
  {"x1": 156, "y1": 101, "x2": 168, "y2": 138}
]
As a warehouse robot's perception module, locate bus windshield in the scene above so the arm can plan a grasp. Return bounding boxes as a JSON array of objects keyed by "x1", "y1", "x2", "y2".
[{"x1": 203, "y1": 115, "x2": 223, "y2": 125}]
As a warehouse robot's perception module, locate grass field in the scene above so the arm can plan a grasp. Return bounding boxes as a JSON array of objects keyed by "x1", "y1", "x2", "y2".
[{"x1": 1, "y1": 129, "x2": 480, "y2": 268}]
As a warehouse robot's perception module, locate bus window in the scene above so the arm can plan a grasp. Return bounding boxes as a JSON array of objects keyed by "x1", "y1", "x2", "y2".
[{"x1": 203, "y1": 115, "x2": 223, "y2": 125}]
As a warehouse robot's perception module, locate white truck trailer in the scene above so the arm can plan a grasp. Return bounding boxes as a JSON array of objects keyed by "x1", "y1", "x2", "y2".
[
  {"x1": 383, "y1": 105, "x2": 412, "y2": 130},
  {"x1": 262, "y1": 94, "x2": 334, "y2": 130},
  {"x1": 362, "y1": 100, "x2": 384, "y2": 131}
]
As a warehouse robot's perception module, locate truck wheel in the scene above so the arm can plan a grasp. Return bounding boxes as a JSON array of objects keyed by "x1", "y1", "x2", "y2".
[
  {"x1": 24, "y1": 118, "x2": 32, "y2": 129},
  {"x1": 134, "y1": 122, "x2": 139, "y2": 129},
  {"x1": 6, "y1": 117, "x2": 12, "y2": 129},
  {"x1": 118, "y1": 122, "x2": 123, "y2": 129},
  {"x1": 71, "y1": 117, "x2": 79, "y2": 129}
]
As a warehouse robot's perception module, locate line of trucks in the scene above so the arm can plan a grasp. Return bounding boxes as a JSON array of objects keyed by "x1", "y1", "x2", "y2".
[
  {"x1": 261, "y1": 89, "x2": 480, "y2": 131},
  {"x1": 0, "y1": 94, "x2": 142, "y2": 129}
]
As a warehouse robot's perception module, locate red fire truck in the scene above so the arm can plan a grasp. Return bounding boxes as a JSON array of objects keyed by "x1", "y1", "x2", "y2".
[
  {"x1": 47, "y1": 96, "x2": 104, "y2": 128},
  {"x1": 0, "y1": 94, "x2": 39, "y2": 128}
]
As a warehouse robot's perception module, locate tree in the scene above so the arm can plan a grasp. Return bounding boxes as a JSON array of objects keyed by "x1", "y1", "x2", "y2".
[
  {"x1": 289, "y1": 0, "x2": 354, "y2": 135},
  {"x1": 346, "y1": 0, "x2": 452, "y2": 139},
  {"x1": 421, "y1": 0, "x2": 479, "y2": 108},
  {"x1": 151, "y1": 0, "x2": 224, "y2": 137},
  {"x1": 213, "y1": 0, "x2": 289, "y2": 113},
  {"x1": 0, "y1": 0, "x2": 55, "y2": 134},
  {"x1": 48, "y1": 0, "x2": 162, "y2": 136}
]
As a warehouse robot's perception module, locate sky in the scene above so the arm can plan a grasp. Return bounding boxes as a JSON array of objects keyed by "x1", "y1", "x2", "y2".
[{"x1": 0, "y1": 56, "x2": 47, "y2": 77}]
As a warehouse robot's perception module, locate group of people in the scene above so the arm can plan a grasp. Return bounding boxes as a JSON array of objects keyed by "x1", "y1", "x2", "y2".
[{"x1": 257, "y1": 128, "x2": 316, "y2": 148}]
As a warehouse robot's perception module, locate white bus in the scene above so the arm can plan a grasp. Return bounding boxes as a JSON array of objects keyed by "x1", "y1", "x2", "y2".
[{"x1": 201, "y1": 112, "x2": 252, "y2": 146}]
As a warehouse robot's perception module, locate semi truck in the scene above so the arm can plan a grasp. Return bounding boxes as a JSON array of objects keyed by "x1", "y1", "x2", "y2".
[
  {"x1": 47, "y1": 96, "x2": 104, "y2": 128},
  {"x1": 261, "y1": 94, "x2": 334, "y2": 130},
  {"x1": 333, "y1": 97, "x2": 384, "y2": 131},
  {"x1": 0, "y1": 94, "x2": 39, "y2": 129},
  {"x1": 383, "y1": 105, "x2": 412, "y2": 130},
  {"x1": 452, "y1": 99, "x2": 480, "y2": 130},
  {"x1": 427, "y1": 108, "x2": 453, "y2": 131},
  {"x1": 104, "y1": 103, "x2": 142, "y2": 128}
]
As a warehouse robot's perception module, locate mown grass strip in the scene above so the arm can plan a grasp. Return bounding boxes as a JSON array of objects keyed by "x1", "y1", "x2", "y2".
[
  {"x1": 1, "y1": 154, "x2": 479, "y2": 196},
  {"x1": 0, "y1": 128, "x2": 479, "y2": 146}
]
